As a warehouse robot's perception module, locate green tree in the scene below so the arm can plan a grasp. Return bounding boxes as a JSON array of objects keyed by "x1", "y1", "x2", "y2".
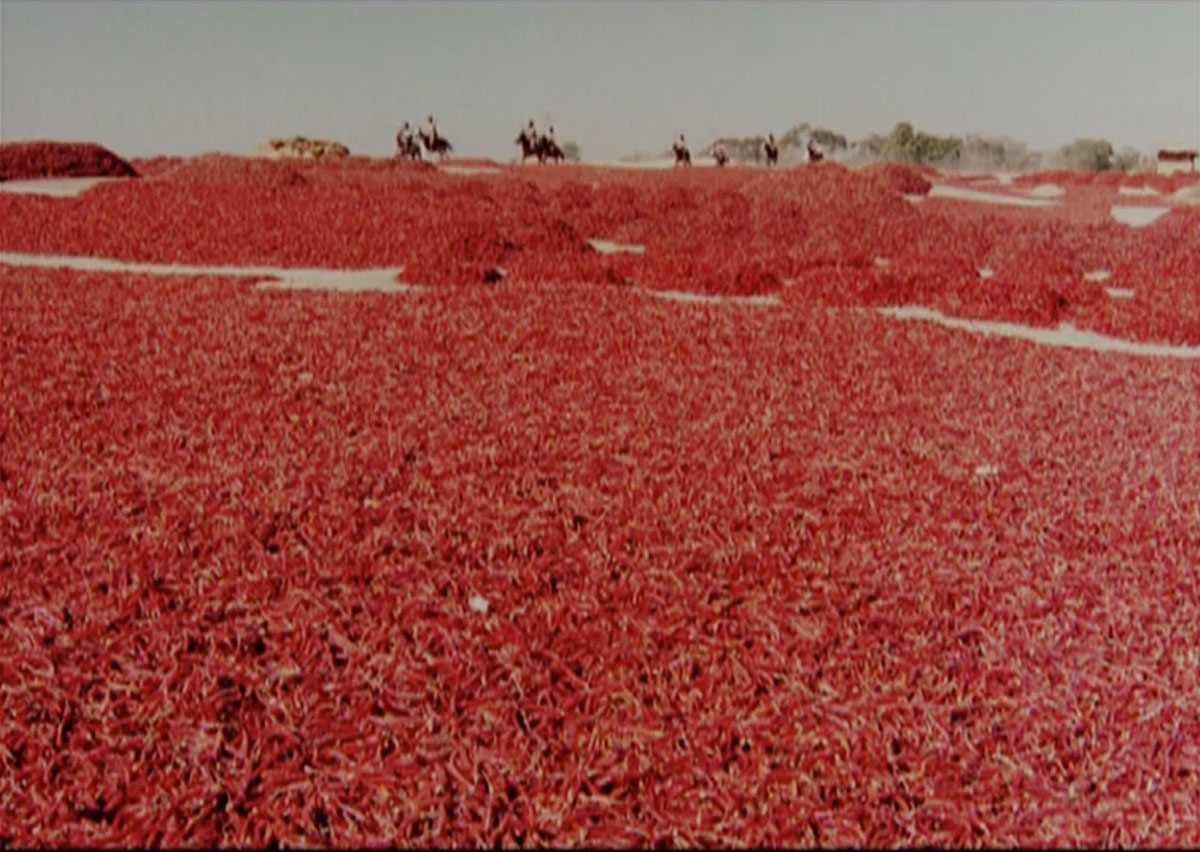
[
  {"x1": 851, "y1": 121, "x2": 962, "y2": 165},
  {"x1": 1055, "y1": 138, "x2": 1114, "y2": 171},
  {"x1": 809, "y1": 127, "x2": 848, "y2": 152},
  {"x1": 1112, "y1": 146, "x2": 1147, "y2": 172}
]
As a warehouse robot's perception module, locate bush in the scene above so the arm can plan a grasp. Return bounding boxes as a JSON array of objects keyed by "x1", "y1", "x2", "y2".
[
  {"x1": 849, "y1": 122, "x2": 963, "y2": 167},
  {"x1": 1054, "y1": 138, "x2": 1114, "y2": 171}
]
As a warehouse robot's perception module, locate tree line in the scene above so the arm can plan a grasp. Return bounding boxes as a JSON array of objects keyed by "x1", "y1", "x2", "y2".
[{"x1": 654, "y1": 121, "x2": 1153, "y2": 171}]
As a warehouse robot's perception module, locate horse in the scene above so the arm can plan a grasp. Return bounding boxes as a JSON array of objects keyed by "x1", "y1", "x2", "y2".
[
  {"x1": 537, "y1": 136, "x2": 565, "y2": 163},
  {"x1": 673, "y1": 142, "x2": 691, "y2": 167},
  {"x1": 764, "y1": 141, "x2": 779, "y2": 167},
  {"x1": 396, "y1": 134, "x2": 422, "y2": 161},
  {"x1": 807, "y1": 141, "x2": 824, "y2": 163},
  {"x1": 419, "y1": 130, "x2": 453, "y2": 160},
  {"x1": 516, "y1": 132, "x2": 565, "y2": 164},
  {"x1": 714, "y1": 147, "x2": 729, "y2": 167}
]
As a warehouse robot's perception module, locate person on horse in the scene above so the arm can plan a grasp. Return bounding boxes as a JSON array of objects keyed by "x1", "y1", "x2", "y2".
[
  {"x1": 713, "y1": 141, "x2": 729, "y2": 167},
  {"x1": 541, "y1": 126, "x2": 564, "y2": 162},
  {"x1": 516, "y1": 119, "x2": 540, "y2": 162},
  {"x1": 807, "y1": 138, "x2": 824, "y2": 162},
  {"x1": 422, "y1": 115, "x2": 439, "y2": 147},
  {"x1": 673, "y1": 134, "x2": 691, "y2": 166},
  {"x1": 396, "y1": 121, "x2": 418, "y2": 159},
  {"x1": 764, "y1": 133, "x2": 779, "y2": 167}
]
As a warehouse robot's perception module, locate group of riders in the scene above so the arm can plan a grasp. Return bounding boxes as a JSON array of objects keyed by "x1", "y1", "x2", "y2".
[
  {"x1": 396, "y1": 116, "x2": 825, "y2": 167},
  {"x1": 395, "y1": 115, "x2": 452, "y2": 160},
  {"x1": 394, "y1": 116, "x2": 564, "y2": 163},
  {"x1": 676, "y1": 133, "x2": 825, "y2": 168}
]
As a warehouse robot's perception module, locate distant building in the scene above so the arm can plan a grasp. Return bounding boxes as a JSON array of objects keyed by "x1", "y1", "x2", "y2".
[{"x1": 1156, "y1": 145, "x2": 1197, "y2": 175}]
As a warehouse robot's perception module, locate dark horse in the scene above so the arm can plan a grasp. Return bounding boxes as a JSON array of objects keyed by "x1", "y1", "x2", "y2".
[
  {"x1": 673, "y1": 139, "x2": 691, "y2": 167},
  {"x1": 764, "y1": 140, "x2": 779, "y2": 167},
  {"x1": 807, "y1": 140, "x2": 824, "y2": 163},
  {"x1": 516, "y1": 132, "x2": 565, "y2": 164},
  {"x1": 396, "y1": 134, "x2": 422, "y2": 160},
  {"x1": 419, "y1": 130, "x2": 453, "y2": 160}
]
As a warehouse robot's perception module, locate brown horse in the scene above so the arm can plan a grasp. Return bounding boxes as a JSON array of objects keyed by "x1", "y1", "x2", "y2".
[
  {"x1": 537, "y1": 136, "x2": 565, "y2": 163},
  {"x1": 516, "y1": 131, "x2": 564, "y2": 164},
  {"x1": 764, "y1": 140, "x2": 779, "y2": 167},
  {"x1": 807, "y1": 141, "x2": 824, "y2": 163},
  {"x1": 673, "y1": 139, "x2": 691, "y2": 166},
  {"x1": 396, "y1": 133, "x2": 422, "y2": 160},
  {"x1": 419, "y1": 130, "x2": 453, "y2": 160}
]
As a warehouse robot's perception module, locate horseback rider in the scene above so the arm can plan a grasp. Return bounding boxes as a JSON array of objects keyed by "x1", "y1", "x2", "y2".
[
  {"x1": 807, "y1": 138, "x2": 824, "y2": 162},
  {"x1": 397, "y1": 121, "x2": 413, "y2": 153},
  {"x1": 673, "y1": 134, "x2": 691, "y2": 166},
  {"x1": 423, "y1": 115, "x2": 438, "y2": 146},
  {"x1": 713, "y1": 141, "x2": 729, "y2": 167},
  {"x1": 764, "y1": 133, "x2": 779, "y2": 166},
  {"x1": 545, "y1": 125, "x2": 557, "y2": 147},
  {"x1": 523, "y1": 119, "x2": 538, "y2": 146}
]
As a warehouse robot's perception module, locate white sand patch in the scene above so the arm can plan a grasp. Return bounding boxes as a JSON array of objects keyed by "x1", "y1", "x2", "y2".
[
  {"x1": 591, "y1": 158, "x2": 719, "y2": 170},
  {"x1": 1026, "y1": 184, "x2": 1065, "y2": 199},
  {"x1": 1169, "y1": 184, "x2": 1200, "y2": 205},
  {"x1": 1104, "y1": 287, "x2": 1135, "y2": 300},
  {"x1": 440, "y1": 165, "x2": 502, "y2": 175},
  {"x1": 927, "y1": 184, "x2": 1057, "y2": 207},
  {"x1": 1118, "y1": 186, "x2": 1161, "y2": 197},
  {"x1": 646, "y1": 289, "x2": 780, "y2": 307},
  {"x1": 877, "y1": 305, "x2": 1200, "y2": 359},
  {"x1": 1110, "y1": 206, "x2": 1169, "y2": 227},
  {"x1": 588, "y1": 238, "x2": 645, "y2": 255},
  {"x1": 0, "y1": 251, "x2": 412, "y2": 293},
  {"x1": 468, "y1": 595, "x2": 490, "y2": 614},
  {"x1": 1083, "y1": 269, "x2": 1111, "y2": 282},
  {"x1": 0, "y1": 177, "x2": 127, "y2": 197},
  {"x1": 254, "y1": 271, "x2": 411, "y2": 293},
  {"x1": 978, "y1": 267, "x2": 995, "y2": 279},
  {"x1": 974, "y1": 464, "x2": 1000, "y2": 477}
]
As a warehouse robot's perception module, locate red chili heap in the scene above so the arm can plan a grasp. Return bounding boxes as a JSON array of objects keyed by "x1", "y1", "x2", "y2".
[
  {"x1": 0, "y1": 141, "x2": 138, "y2": 181},
  {"x1": 0, "y1": 152, "x2": 1197, "y2": 847}
]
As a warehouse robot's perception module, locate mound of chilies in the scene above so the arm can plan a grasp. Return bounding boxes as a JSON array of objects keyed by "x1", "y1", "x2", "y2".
[
  {"x1": 0, "y1": 152, "x2": 1196, "y2": 344},
  {"x1": 1, "y1": 260, "x2": 1198, "y2": 846},
  {"x1": 0, "y1": 141, "x2": 139, "y2": 182}
]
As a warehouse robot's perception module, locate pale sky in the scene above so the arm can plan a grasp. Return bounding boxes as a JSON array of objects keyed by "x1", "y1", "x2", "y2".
[{"x1": 2, "y1": 0, "x2": 1197, "y2": 161}]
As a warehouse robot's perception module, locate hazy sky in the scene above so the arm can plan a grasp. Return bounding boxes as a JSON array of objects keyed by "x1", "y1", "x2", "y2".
[{"x1": 2, "y1": 0, "x2": 1197, "y2": 161}]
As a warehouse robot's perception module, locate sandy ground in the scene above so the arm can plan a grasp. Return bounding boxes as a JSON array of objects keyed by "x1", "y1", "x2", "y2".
[
  {"x1": 644, "y1": 289, "x2": 780, "y2": 307},
  {"x1": 877, "y1": 306, "x2": 1200, "y2": 359},
  {"x1": 926, "y1": 184, "x2": 1059, "y2": 207},
  {"x1": 0, "y1": 251, "x2": 409, "y2": 292},
  {"x1": 1169, "y1": 184, "x2": 1200, "y2": 205},
  {"x1": 1118, "y1": 186, "x2": 1162, "y2": 197},
  {"x1": 1109, "y1": 206, "x2": 1169, "y2": 227},
  {"x1": 587, "y1": 238, "x2": 646, "y2": 255},
  {"x1": 0, "y1": 177, "x2": 127, "y2": 197},
  {"x1": 440, "y1": 165, "x2": 503, "y2": 176},
  {"x1": 1026, "y1": 184, "x2": 1066, "y2": 198},
  {"x1": 0, "y1": 249, "x2": 1190, "y2": 356}
]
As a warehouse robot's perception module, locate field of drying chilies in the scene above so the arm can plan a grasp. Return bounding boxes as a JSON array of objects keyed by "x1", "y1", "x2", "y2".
[{"x1": 1, "y1": 140, "x2": 1198, "y2": 848}]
